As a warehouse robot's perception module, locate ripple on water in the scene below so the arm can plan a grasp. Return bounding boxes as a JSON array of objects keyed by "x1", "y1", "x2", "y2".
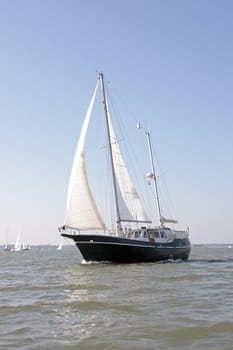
[{"x1": 1, "y1": 245, "x2": 233, "y2": 350}]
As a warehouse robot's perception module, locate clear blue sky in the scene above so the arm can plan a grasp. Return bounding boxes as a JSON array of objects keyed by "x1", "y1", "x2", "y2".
[{"x1": 0, "y1": 0, "x2": 233, "y2": 245}]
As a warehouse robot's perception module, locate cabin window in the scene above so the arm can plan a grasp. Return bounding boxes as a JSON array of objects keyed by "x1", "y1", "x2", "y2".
[
  {"x1": 160, "y1": 231, "x2": 167, "y2": 238},
  {"x1": 154, "y1": 231, "x2": 160, "y2": 238}
]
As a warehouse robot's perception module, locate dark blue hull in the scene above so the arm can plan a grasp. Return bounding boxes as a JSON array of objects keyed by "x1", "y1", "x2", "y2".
[{"x1": 62, "y1": 234, "x2": 191, "y2": 263}]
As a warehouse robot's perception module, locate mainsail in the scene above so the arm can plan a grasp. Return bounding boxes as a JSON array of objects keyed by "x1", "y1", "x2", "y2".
[
  {"x1": 107, "y1": 108, "x2": 150, "y2": 224},
  {"x1": 65, "y1": 81, "x2": 105, "y2": 230}
]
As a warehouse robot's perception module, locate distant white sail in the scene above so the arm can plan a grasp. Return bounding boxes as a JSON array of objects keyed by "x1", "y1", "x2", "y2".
[
  {"x1": 65, "y1": 81, "x2": 105, "y2": 230},
  {"x1": 57, "y1": 239, "x2": 62, "y2": 250},
  {"x1": 107, "y1": 109, "x2": 150, "y2": 224},
  {"x1": 13, "y1": 233, "x2": 21, "y2": 251}
]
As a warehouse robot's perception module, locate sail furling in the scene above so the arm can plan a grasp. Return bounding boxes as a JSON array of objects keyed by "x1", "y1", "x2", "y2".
[
  {"x1": 160, "y1": 216, "x2": 178, "y2": 225},
  {"x1": 65, "y1": 81, "x2": 105, "y2": 230}
]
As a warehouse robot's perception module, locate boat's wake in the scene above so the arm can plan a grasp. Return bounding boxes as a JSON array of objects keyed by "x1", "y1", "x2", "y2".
[
  {"x1": 81, "y1": 259, "x2": 98, "y2": 265},
  {"x1": 80, "y1": 258, "x2": 233, "y2": 265},
  {"x1": 81, "y1": 259, "x2": 112, "y2": 265},
  {"x1": 158, "y1": 259, "x2": 183, "y2": 264}
]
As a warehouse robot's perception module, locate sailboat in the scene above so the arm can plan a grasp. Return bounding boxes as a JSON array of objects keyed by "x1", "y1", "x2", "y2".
[
  {"x1": 22, "y1": 242, "x2": 30, "y2": 251},
  {"x1": 11, "y1": 233, "x2": 21, "y2": 252},
  {"x1": 60, "y1": 72, "x2": 191, "y2": 263},
  {"x1": 4, "y1": 243, "x2": 11, "y2": 251},
  {"x1": 4, "y1": 230, "x2": 11, "y2": 251},
  {"x1": 57, "y1": 239, "x2": 63, "y2": 250}
]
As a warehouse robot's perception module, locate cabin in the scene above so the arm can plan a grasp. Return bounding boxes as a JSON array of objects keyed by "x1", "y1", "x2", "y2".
[{"x1": 125, "y1": 227, "x2": 176, "y2": 243}]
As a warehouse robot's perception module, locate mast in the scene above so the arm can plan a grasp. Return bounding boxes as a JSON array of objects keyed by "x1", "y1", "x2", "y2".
[
  {"x1": 145, "y1": 131, "x2": 163, "y2": 226},
  {"x1": 99, "y1": 72, "x2": 122, "y2": 235}
]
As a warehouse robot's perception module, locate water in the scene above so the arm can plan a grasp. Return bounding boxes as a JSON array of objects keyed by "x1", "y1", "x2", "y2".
[{"x1": 0, "y1": 245, "x2": 233, "y2": 350}]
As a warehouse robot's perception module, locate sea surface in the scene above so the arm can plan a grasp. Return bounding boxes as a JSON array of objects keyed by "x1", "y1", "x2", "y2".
[{"x1": 0, "y1": 244, "x2": 233, "y2": 350}]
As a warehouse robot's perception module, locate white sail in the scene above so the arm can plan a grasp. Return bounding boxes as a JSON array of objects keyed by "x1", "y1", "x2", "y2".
[
  {"x1": 57, "y1": 239, "x2": 62, "y2": 250},
  {"x1": 107, "y1": 109, "x2": 150, "y2": 224},
  {"x1": 14, "y1": 233, "x2": 21, "y2": 251},
  {"x1": 65, "y1": 81, "x2": 105, "y2": 230}
]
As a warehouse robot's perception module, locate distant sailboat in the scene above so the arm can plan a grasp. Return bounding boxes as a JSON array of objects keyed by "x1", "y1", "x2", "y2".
[
  {"x1": 57, "y1": 239, "x2": 63, "y2": 250},
  {"x1": 4, "y1": 244, "x2": 11, "y2": 251},
  {"x1": 11, "y1": 233, "x2": 21, "y2": 251},
  {"x1": 22, "y1": 242, "x2": 30, "y2": 251},
  {"x1": 4, "y1": 239, "x2": 11, "y2": 251},
  {"x1": 9, "y1": 233, "x2": 30, "y2": 251},
  {"x1": 3, "y1": 228, "x2": 11, "y2": 251}
]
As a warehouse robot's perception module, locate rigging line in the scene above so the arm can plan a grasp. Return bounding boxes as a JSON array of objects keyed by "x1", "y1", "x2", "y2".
[
  {"x1": 145, "y1": 131, "x2": 179, "y2": 222},
  {"x1": 149, "y1": 140, "x2": 178, "y2": 222},
  {"x1": 105, "y1": 144, "x2": 116, "y2": 232},
  {"x1": 143, "y1": 177, "x2": 156, "y2": 226},
  {"x1": 105, "y1": 83, "x2": 149, "y2": 210},
  {"x1": 85, "y1": 85, "x2": 105, "y2": 225},
  {"x1": 100, "y1": 73, "x2": 122, "y2": 233},
  {"x1": 105, "y1": 77, "x2": 142, "y2": 127},
  {"x1": 104, "y1": 82, "x2": 151, "y2": 227},
  {"x1": 158, "y1": 175, "x2": 178, "y2": 223},
  {"x1": 95, "y1": 88, "x2": 116, "y2": 233}
]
